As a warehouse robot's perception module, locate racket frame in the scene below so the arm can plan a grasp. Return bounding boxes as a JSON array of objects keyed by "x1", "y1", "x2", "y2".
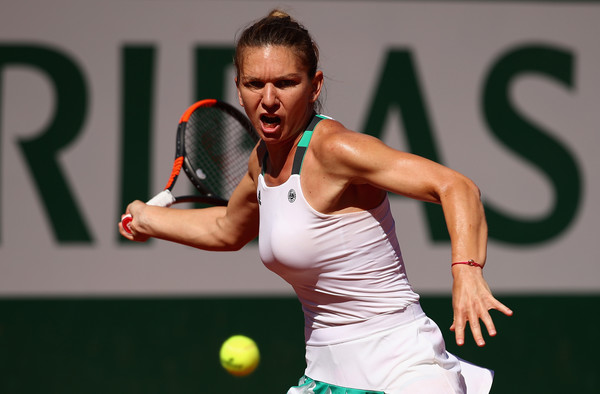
[{"x1": 120, "y1": 98, "x2": 258, "y2": 233}]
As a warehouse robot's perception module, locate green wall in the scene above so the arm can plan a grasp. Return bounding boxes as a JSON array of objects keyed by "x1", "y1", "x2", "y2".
[{"x1": 0, "y1": 295, "x2": 597, "y2": 393}]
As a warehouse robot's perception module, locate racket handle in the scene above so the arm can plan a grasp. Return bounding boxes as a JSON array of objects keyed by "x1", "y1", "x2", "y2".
[
  {"x1": 121, "y1": 214, "x2": 134, "y2": 234},
  {"x1": 146, "y1": 189, "x2": 176, "y2": 206},
  {"x1": 120, "y1": 190, "x2": 176, "y2": 235}
]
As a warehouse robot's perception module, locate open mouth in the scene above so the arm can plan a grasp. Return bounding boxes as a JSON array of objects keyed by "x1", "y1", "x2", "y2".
[{"x1": 260, "y1": 114, "x2": 281, "y2": 129}]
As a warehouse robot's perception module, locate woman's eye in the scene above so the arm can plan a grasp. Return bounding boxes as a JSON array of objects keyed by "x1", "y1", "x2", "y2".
[
  {"x1": 276, "y1": 80, "x2": 296, "y2": 88},
  {"x1": 245, "y1": 81, "x2": 264, "y2": 89}
]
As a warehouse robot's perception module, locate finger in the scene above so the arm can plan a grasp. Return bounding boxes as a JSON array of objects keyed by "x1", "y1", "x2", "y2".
[
  {"x1": 118, "y1": 221, "x2": 135, "y2": 239},
  {"x1": 452, "y1": 317, "x2": 466, "y2": 346},
  {"x1": 468, "y1": 314, "x2": 486, "y2": 347},
  {"x1": 494, "y1": 300, "x2": 514, "y2": 317},
  {"x1": 480, "y1": 311, "x2": 497, "y2": 338}
]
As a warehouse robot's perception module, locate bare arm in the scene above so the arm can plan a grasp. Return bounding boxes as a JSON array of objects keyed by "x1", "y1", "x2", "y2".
[
  {"x1": 319, "y1": 122, "x2": 513, "y2": 346},
  {"x1": 118, "y1": 154, "x2": 260, "y2": 251}
]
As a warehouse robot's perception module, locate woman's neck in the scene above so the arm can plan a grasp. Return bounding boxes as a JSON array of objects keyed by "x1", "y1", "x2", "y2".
[{"x1": 263, "y1": 110, "x2": 315, "y2": 182}]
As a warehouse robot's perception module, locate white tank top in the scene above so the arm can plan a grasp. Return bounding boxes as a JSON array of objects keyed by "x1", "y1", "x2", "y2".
[{"x1": 257, "y1": 115, "x2": 420, "y2": 345}]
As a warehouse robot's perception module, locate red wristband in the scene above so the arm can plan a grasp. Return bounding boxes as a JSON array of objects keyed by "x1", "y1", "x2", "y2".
[{"x1": 451, "y1": 259, "x2": 483, "y2": 269}]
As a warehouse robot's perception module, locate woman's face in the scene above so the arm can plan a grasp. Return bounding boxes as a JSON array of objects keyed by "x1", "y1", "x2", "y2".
[{"x1": 236, "y1": 45, "x2": 323, "y2": 146}]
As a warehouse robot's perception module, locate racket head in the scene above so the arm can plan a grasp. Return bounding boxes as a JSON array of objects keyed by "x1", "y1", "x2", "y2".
[{"x1": 176, "y1": 99, "x2": 259, "y2": 203}]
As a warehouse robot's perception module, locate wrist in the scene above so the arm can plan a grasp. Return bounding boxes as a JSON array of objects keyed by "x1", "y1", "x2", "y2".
[{"x1": 451, "y1": 259, "x2": 483, "y2": 269}]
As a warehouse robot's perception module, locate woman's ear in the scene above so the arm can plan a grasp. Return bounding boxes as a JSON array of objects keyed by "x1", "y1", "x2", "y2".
[
  {"x1": 235, "y1": 78, "x2": 244, "y2": 107},
  {"x1": 311, "y1": 71, "x2": 324, "y2": 103}
]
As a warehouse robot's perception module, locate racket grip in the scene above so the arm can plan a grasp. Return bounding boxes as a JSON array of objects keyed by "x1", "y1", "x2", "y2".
[
  {"x1": 120, "y1": 190, "x2": 176, "y2": 235},
  {"x1": 121, "y1": 214, "x2": 134, "y2": 234},
  {"x1": 146, "y1": 189, "x2": 176, "y2": 206}
]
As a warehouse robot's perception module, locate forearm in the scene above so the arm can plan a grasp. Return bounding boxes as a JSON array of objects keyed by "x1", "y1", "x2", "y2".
[
  {"x1": 134, "y1": 205, "x2": 254, "y2": 251},
  {"x1": 440, "y1": 176, "x2": 504, "y2": 346},
  {"x1": 439, "y1": 176, "x2": 488, "y2": 267}
]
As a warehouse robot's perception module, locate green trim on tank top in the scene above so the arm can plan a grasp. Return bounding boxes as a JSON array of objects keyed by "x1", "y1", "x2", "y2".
[{"x1": 292, "y1": 114, "x2": 329, "y2": 175}]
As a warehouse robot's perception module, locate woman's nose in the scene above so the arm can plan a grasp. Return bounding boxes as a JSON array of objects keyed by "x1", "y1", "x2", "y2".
[{"x1": 261, "y1": 84, "x2": 279, "y2": 110}]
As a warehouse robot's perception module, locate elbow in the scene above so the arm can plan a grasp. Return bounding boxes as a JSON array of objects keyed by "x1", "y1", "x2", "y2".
[
  {"x1": 188, "y1": 238, "x2": 247, "y2": 252},
  {"x1": 213, "y1": 232, "x2": 256, "y2": 252},
  {"x1": 464, "y1": 177, "x2": 482, "y2": 200},
  {"x1": 229, "y1": 232, "x2": 258, "y2": 251},
  {"x1": 227, "y1": 239, "x2": 250, "y2": 252},
  {"x1": 439, "y1": 174, "x2": 482, "y2": 203},
  {"x1": 209, "y1": 214, "x2": 257, "y2": 251}
]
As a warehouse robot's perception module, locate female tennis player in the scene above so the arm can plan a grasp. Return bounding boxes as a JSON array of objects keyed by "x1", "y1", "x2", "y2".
[{"x1": 120, "y1": 9, "x2": 513, "y2": 393}]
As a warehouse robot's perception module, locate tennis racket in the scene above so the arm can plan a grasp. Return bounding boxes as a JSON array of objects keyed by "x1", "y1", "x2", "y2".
[{"x1": 121, "y1": 99, "x2": 259, "y2": 234}]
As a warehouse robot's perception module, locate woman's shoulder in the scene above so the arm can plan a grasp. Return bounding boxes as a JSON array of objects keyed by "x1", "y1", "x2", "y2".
[
  {"x1": 313, "y1": 117, "x2": 356, "y2": 147},
  {"x1": 312, "y1": 117, "x2": 382, "y2": 160}
]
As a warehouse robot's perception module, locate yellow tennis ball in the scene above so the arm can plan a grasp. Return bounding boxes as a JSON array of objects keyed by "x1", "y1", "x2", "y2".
[{"x1": 219, "y1": 335, "x2": 260, "y2": 377}]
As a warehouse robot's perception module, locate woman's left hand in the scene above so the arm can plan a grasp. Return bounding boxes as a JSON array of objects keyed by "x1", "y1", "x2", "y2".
[{"x1": 450, "y1": 265, "x2": 513, "y2": 347}]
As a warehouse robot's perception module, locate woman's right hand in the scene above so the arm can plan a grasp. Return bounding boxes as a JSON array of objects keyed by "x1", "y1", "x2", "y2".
[{"x1": 118, "y1": 200, "x2": 151, "y2": 242}]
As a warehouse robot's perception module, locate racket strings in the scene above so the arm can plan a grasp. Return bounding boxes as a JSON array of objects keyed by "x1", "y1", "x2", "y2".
[{"x1": 184, "y1": 106, "x2": 256, "y2": 200}]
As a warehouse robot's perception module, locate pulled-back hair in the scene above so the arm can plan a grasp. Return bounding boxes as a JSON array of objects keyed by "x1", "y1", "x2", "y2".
[{"x1": 234, "y1": 9, "x2": 319, "y2": 79}]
